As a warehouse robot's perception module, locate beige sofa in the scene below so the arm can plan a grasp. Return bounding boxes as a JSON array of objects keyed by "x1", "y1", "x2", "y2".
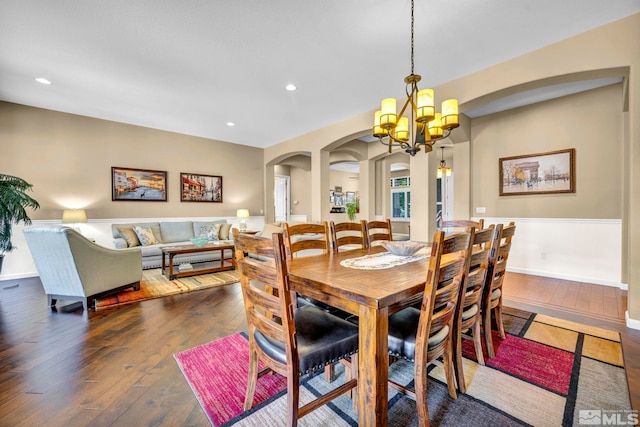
[{"x1": 111, "y1": 220, "x2": 233, "y2": 269}]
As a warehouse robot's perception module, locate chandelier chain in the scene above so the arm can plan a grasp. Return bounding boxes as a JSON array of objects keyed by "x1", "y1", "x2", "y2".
[
  {"x1": 410, "y1": 0, "x2": 414, "y2": 75},
  {"x1": 373, "y1": 0, "x2": 459, "y2": 156}
]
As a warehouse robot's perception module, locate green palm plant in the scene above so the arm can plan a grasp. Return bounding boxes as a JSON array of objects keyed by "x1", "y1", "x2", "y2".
[{"x1": 0, "y1": 174, "x2": 40, "y2": 254}]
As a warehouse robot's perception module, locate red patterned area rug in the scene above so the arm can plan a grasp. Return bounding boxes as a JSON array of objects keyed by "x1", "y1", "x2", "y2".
[{"x1": 174, "y1": 309, "x2": 633, "y2": 426}]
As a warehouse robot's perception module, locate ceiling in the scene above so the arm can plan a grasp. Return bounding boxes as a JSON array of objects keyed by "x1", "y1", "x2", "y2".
[{"x1": 1, "y1": 1, "x2": 638, "y2": 149}]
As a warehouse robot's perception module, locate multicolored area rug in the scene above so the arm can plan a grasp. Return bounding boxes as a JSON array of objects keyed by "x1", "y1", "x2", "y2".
[
  {"x1": 95, "y1": 268, "x2": 239, "y2": 309},
  {"x1": 174, "y1": 309, "x2": 632, "y2": 426}
]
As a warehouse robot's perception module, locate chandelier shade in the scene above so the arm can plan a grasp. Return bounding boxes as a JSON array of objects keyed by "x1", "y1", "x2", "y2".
[{"x1": 373, "y1": 0, "x2": 459, "y2": 156}]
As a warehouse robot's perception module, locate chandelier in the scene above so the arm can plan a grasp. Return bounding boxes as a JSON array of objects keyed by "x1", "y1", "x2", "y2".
[
  {"x1": 437, "y1": 147, "x2": 452, "y2": 178},
  {"x1": 373, "y1": 0, "x2": 459, "y2": 156}
]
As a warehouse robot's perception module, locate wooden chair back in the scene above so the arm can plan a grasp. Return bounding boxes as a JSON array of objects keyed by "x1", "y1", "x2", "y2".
[
  {"x1": 234, "y1": 232, "x2": 293, "y2": 376},
  {"x1": 452, "y1": 226, "x2": 493, "y2": 391},
  {"x1": 282, "y1": 222, "x2": 331, "y2": 258},
  {"x1": 365, "y1": 219, "x2": 393, "y2": 246},
  {"x1": 329, "y1": 220, "x2": 368, "y2": 253},
  {"x1": 485, "y1": 222, "x2": 516, "y2": 301},
  {"x1": 482, "y1": 221, "x2": 516, "y2": 358},
  {"x1": 461, "y1": 227, "x2": 494, "y2": 318},
  {"x1": 418, "y1": 231, "x2": 472, "y2": 361}
]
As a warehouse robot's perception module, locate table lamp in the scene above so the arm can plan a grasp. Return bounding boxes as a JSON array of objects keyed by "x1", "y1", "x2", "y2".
[
  {"x1": 236, "y1": 209, "x2": 250, "y2": 232},
  {"x1": 62, "y1": 209, "x2": 87, "y2": 232}
]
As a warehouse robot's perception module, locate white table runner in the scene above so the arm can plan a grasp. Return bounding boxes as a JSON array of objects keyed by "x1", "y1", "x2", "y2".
[{"x1": 340, "y1": 250, "x2": 429, "y2": 270}]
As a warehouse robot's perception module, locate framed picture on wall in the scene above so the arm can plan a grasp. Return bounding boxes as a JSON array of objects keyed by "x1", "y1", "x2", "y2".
[
  {"x1": 499, "y1": 148, "x2": 575, "y2": 196},
  {"x1": 345, "y1": 191, "x2": 356, "y2": 204},
  {"x1": 329, "y1": 190, "x2": 335, "y2": 204},
  {"x1": 180, "y1": 173, "x2": 223, "y2": 202},
  {"x1": 112, "y1": 167, "x2": 167, "y2": 201},
  {"x1": 335, "y1": 193, "x2": 344, "y2": 206}
]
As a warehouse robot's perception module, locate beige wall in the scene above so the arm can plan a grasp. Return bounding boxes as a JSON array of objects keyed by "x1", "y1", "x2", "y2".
[
  {"x1": 0, "y1": 102, "x2": 264, "y2": 220},
  {"x1": 290, "y1": 166, "x2": 310, "y2": 217},
  {"x1": 471, "y1": 83, "x2": 623, "y2": 219}
]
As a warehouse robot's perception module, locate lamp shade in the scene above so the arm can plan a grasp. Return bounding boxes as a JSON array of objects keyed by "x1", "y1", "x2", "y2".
[
  {"x1": 62, "y1": 209, "x2": 87, "y2": 224},
  {"x1": 428, "y1": 113, "x2": 443, "y2": 140},
  {"x1": 393, "y1": 117, "x2": 409, "y2": 142},
  {"x1": 416, "y1": 88, "x2": 435, "y2": 123},
  {"x1": 380, "y1": 98, "x2": 397, "y2": 129},
  {"x1": 236, "y1": 209, "x2": 250, "y2": 219},
  {"x1": 441, "y1": 99, "x2": 460, "y2": 130}
]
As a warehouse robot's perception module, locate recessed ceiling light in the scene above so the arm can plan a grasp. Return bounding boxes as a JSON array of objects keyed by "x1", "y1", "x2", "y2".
[
  {"x1": 226, "y1": 122, "x2": 235, "y2": 127},
  {"x1": 35, "y1": 77, "x2": 52, "y2": 85},
  {"x1": 285, "y1": 83, "x2": 297, "y2": 91}
]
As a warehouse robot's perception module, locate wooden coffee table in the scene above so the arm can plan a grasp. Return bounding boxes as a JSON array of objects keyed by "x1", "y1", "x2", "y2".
[{"x1": 161, "y1": 242, "x2": 235, "y2": 280}]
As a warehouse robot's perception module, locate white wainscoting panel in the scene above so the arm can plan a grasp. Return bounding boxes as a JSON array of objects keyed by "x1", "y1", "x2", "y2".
[{"x1": 476, "y1": 217, "x2": 622, "y2": 288}]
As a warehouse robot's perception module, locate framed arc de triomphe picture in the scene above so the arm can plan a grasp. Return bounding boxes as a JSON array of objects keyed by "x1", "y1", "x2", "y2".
[{"x1": 499, "y1": 148, "x2": 576, "y2": 196}]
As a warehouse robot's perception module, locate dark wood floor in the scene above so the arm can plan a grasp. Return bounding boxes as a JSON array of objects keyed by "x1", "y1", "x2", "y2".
[{"x1": 0, "y1": 272, "x2": 637, "y2": 426}]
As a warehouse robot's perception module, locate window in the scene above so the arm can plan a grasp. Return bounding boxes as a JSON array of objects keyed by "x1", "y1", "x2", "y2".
[
  {"x1": 391, "y1": 176, "x2": 410, "y2": 220},
  {"x1": 391, "y1": 176, "x2": 410, "y2": 187}
]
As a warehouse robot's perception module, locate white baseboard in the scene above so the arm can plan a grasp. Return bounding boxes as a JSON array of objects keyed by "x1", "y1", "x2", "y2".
[
  {"x1": 626, "y1": 311, "x2": 640, "y2": 330},
  {"x1": 508, "y1": 267, "x2": 624, "y2": 289}
]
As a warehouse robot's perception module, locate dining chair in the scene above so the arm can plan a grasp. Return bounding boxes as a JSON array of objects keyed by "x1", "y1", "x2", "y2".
[
  {"x1": 329, "y1": 220, "x2": 368, "y2": 253},
  {"x1": 282, "y1": 221, "x2": 346, "y2": 382},
  {"x1": 282, "y1": 223, "x2": 333, "y2": 311},
  {"x1": 452, "y1": 226, "x2": 493, "y2": 393},
  {"x1": 387, "y1": 230, "x2": 472, "y2": 427},
  {"x1": 234, "y1": 232, "x2": 359, "y2": 426},
  {"x1": 327, "y1": 220, "x2": 368, "y2": 382},
  {"x1": 282, "y1": 222, "x2": 331, "y2": 258},
  {"x1": 364, "y1": 219, "x2": 393, "y2": 247},
  {"x1": 482, "y1": 222, "x2": 516, "y2": 358}
]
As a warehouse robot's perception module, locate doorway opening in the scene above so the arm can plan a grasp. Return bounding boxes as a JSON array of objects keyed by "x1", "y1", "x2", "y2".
[{"x1": 274, "y1": 175, "x2": 290, "y2": 223}]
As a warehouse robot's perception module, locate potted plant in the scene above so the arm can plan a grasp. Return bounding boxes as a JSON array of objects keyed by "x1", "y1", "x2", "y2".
[
  {"x1": 0, "y1": 174, "x2": 40, "y2": 274},
  {"x1": 346, "y1": 197, "x2": 359, "y2": 222}
]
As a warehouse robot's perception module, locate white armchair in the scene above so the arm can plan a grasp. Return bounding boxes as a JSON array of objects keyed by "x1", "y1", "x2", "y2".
[{"x1": 23, "y1": 225, "x2": 142, "y2": 310}]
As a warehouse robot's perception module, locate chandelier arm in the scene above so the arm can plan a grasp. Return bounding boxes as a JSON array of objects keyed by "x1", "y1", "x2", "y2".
[
  {"x1": 396, "y1": 96, "x2": 412, "y2": 120},
  {"x1": 378, "y1": 135, "x2": 411, "y2": 147},
  {"x1": 406, "y1": 81, "x2": 419, "y2": 110}
]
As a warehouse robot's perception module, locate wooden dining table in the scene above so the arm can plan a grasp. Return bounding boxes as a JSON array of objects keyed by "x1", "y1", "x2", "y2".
[{"x1": 288, "y1": 245, "x2": 433, "y2": 427}]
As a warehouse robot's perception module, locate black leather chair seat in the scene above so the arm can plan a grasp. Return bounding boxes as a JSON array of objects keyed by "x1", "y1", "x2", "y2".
[
  {"x1": 255, "y1": 305, "x2": 359, "y2": 375},
  {"x1": 388, "y1": 307, "x2": 450, "y2": 361}
]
